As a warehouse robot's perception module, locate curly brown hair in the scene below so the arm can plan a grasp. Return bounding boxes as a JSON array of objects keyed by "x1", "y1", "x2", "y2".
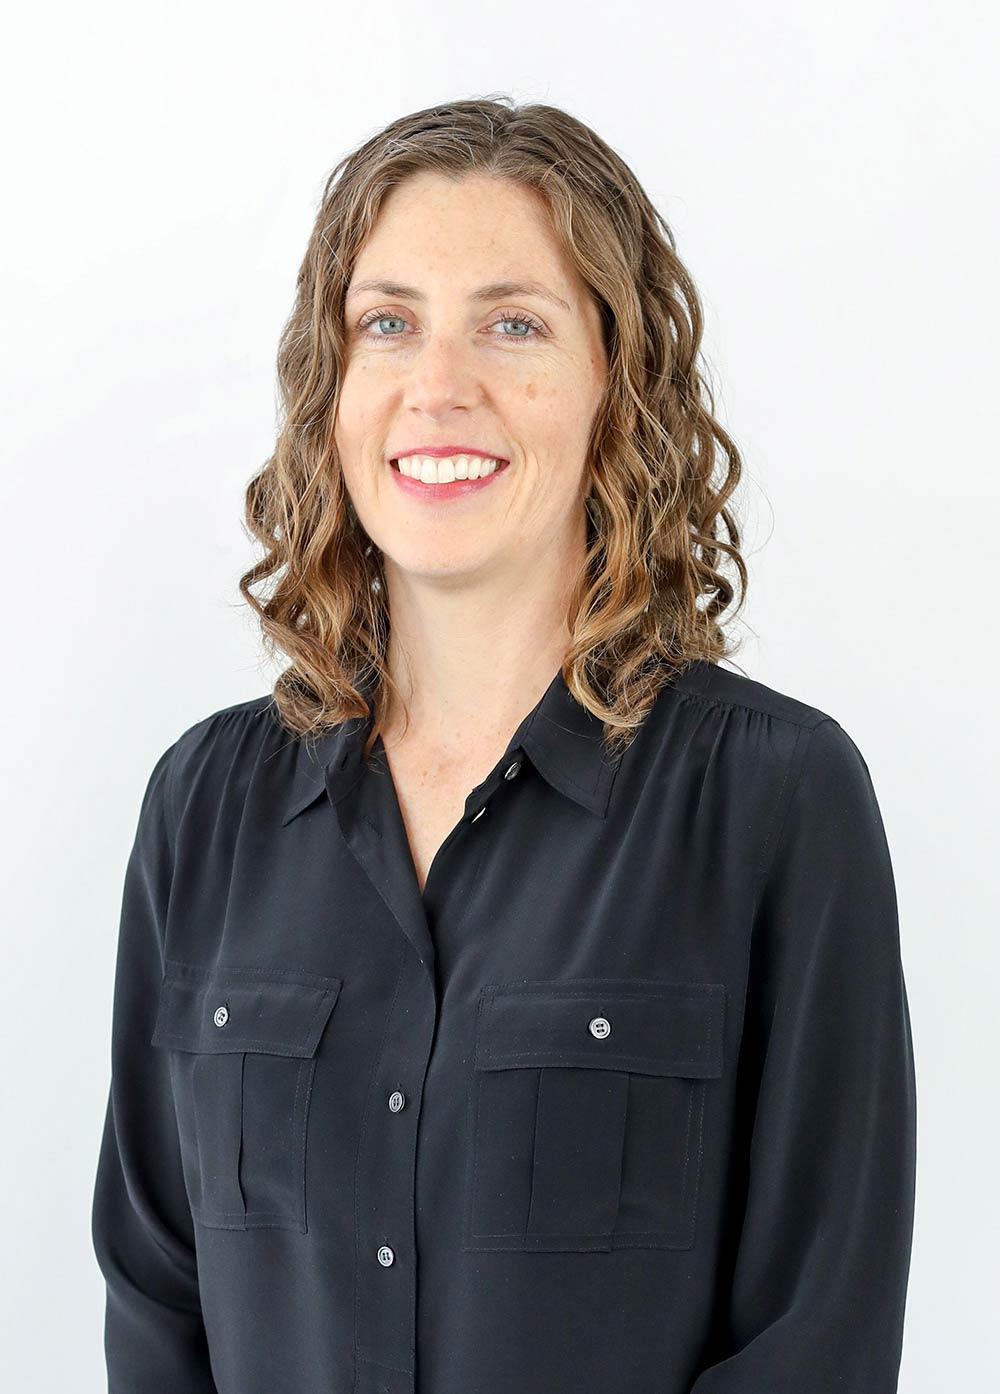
[{"x1": 238, "y1": 94, "x2": 749, "y2": 763}]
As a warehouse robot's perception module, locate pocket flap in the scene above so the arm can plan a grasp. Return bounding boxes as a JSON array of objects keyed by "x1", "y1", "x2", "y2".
[
  {"x1": 150, "y1": 959, "x2": 343, "y2": 1057},
  {"x1": 474, "y1": 978, "x2": 726, "y2": 1079}
]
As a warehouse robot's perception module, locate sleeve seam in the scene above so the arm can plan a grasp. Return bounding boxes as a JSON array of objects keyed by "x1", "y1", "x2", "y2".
[
  {"x1": 749, "y1": 715, "x2": 838, "y2": 923},
  {"x1": 164, "y1": 738, "x2": 181, "y2": 862}
]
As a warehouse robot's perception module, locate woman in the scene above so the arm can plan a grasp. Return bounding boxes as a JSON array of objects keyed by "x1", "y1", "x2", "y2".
[{"x1": 92, "y1": 97, "x2": 916, "y2": 1393}]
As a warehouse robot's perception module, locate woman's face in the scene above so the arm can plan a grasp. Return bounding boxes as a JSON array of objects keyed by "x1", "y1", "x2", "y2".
[{"x1": 334, "y1": 171, "x2": 608, "y2": 589}]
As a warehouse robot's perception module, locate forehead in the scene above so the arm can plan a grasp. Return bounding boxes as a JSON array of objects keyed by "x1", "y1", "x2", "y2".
[{"x1": 348, "y1": 171, "x2": 577, "y2": 300}]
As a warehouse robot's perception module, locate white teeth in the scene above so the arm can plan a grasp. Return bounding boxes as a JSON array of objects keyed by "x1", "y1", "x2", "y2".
[{"x1": 394, "y1": 453, "x2": 505, "y2": 483}]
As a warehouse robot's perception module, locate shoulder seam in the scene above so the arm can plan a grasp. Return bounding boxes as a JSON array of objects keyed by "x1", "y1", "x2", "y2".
[
  {"x1": 190, "y1": 694, "x2": 276, "y2": 725},
  {"x1": 674, "y1": 688, "x2": 834, "y2": 733}
]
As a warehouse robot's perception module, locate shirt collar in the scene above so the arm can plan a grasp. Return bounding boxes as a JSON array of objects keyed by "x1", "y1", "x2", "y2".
[{"x1": 280, "y1": 659, "x2": 713, "y2": 827}]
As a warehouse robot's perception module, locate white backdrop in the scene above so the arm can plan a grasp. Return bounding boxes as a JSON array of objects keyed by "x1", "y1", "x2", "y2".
[{"x1": 1, "y1": 2, "x2": 996, "y2": 1388}]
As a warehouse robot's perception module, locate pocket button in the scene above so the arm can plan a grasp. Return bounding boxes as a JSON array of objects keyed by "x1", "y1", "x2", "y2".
[
  {"x1": 588, "y1": 1015, "x2": 611, "y2": 1039},
  {"x1": 213, "y1": 1005, "x2": 229, "y2": 1028}
]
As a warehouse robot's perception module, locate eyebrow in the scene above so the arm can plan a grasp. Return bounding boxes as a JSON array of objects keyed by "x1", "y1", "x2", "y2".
[{"x1": 344, "y1": 278, "x2": 572, "y2": 314}]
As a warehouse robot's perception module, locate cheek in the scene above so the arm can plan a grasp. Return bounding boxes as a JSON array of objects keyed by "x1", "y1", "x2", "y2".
[
  {"x1": 335, "y1": 382, "x2": 383, "y2": 459},
  {"x1": 337, "y1": 358, "x2": 383, "y2": 416}
]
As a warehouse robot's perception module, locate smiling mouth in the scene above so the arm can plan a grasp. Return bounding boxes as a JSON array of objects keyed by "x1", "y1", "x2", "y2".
[{"x1": 390, "y1": 454, "x2": 510, "y2": 483}]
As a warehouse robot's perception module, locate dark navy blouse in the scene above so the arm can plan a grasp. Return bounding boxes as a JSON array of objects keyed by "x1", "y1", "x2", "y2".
[{"x1": 91, "y1": 657, "x2": 916, "y2": 1393}]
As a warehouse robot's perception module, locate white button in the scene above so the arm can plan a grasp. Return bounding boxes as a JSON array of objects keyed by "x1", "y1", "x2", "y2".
[
  {"x1": 213, "y1": 1005, "x2": 229, "y2": 1028},
  {"x1": 471, "y1": 807, "x2": 486, "y2": 822},
  {"x1": 589, "y1": 1015, "x2": 611, "y2": 1039},
  {"x1": 388, "y1": 1091, "x2": 405, "y2": 1112},
  {"x1": 377, "y1": 1245, "x2": 395, "y2": 1266},
  {"x1": 503, "y1": 760, "x2": 521, "y2": 780}
]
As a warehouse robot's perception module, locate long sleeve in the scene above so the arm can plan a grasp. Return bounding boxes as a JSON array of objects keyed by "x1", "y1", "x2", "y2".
[
  {"x1": 91, "y1": 738, "x2": 218, "y2": 1392},
  {"x1": 690, "y1": 717, "x2": 917, "y2": 1394}
]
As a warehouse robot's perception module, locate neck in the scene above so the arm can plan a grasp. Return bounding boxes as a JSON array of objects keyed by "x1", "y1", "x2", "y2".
[{"x1": 379, "y1": 535, "x2": 586, "y2": 759}]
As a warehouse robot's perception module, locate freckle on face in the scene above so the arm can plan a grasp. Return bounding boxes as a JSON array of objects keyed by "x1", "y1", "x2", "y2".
[{"x1": 526, "y1": 382, "x2": 537, "y2": 400}]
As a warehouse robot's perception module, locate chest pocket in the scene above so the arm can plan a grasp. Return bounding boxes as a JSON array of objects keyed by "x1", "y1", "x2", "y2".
[
  {"x1": 463, "y1": 978, "x2": 726, "y2": 1253},
  {"x1": 150, "y1": 960, "x2": 342, "y2": 1233}
]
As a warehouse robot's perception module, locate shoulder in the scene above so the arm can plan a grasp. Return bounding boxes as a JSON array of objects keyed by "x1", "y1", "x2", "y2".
[
  {"x1": 151, "y1": 693, "x2": 285, "y2": 826},
  {"x1": 681, "y1": 658, "x2": 870, "y2": 757},
  {"x1": 674, "y1": 668, "x2": 896, "y2": 920},
  {"x1": 677, "y1": 658, "x2": 838, "y2": 732},
  {"x1": 168, "y1": 692, "x2": 279, "y2": 759},
  {"x1": 674, "y1": 659, "x2": 878, "y2": 808},
  {"x1": 169, "y1": 693, "x2": 279, "y2": 746}
]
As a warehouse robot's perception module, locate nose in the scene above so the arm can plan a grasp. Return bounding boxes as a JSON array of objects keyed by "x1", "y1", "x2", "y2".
[{"x1": 400, "y1": 332, "x2": 481, "y2": 418}]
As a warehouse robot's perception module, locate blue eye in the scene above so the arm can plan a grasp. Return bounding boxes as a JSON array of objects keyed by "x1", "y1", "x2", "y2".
[
  {"x1": 493, "y1": 312, "x2": 542, "y2": 339},
  {"x1": 360, "y1": 314, "x2": 408, "y2": 339}
]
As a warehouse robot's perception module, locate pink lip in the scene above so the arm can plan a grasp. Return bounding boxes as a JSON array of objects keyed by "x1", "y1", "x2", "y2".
[
  {"x1": 391, "y1": 445, "x2": 509, "y2": 461},
  {"x1": 389, "y1": 454, "x2": 510, "y2": 502}
]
